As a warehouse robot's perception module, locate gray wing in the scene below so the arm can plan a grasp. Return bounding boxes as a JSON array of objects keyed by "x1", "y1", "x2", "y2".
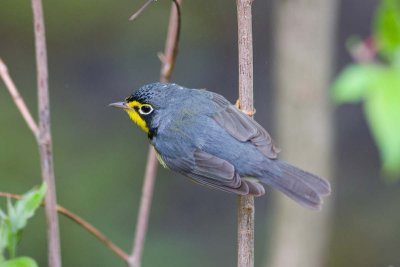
[
  {"x1": 162, "y1": 149, "x2": 265, "y2": 196},
  {"x1": 211, "y1": 93, "x2": 280, "y2": 159}
]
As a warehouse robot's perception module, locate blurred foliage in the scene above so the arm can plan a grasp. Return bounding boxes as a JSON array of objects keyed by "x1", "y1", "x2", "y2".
[
  {"x1": 0, "y1": 183, "x2": 46, "y2": 266},
  {"x1": 333, "y1": 0, "x2": 400, "y2": 179},
  {"x1": 374, "y1": 0, "x2": 400, "y2": 61},
  {"x1": 0, "y1": 257, "x2": 37, "y2": 267},
  {"x1": 1, "y1": 0, "x2": 400, "y2": 266}
]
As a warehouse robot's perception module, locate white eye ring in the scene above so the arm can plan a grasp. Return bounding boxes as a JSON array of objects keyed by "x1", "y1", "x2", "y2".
[{"x1": 138, "y1": 104, "x2": 154, "y2": 115}]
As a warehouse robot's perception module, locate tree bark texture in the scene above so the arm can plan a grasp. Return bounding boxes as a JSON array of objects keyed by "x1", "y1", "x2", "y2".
[
  {"x1": 266, "y1": 0, "x2": 337, "y2": 267},
  {"x1": 236, "y1": 1, "x2": 255, "y2": 267},
  {"x1": 32, "y1": 1, "x2": 62, "y2": 266}
]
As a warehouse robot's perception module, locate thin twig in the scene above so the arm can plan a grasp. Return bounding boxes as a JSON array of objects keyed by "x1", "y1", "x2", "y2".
[
  {"x1": 128, "y1": 1, "x2": 182, "y2": 267},
  {"x1": 128, "y1": 148, "x2": 158, "y2": 267},
  {"x1": 236, "y1": 0, "x2": 255, "y2": 267},
  {"x1": 56, "y1": 206, "x2": 128, "y2": 261},
  {"x1": 159, "y1": 0, "x2": 181, "y2": 82},
  {"x1": 31, "y1": 1, "x2": 61, "y2": 267},
  {"x1": 0, "y1": 192, "x2": 129, "y2": 262},
  {"x1": 0, "y1": 59, "x2": 39, "y2": 137},
  {"x1": 129, "y1": 0, "x2": 157, "y2": 21}
]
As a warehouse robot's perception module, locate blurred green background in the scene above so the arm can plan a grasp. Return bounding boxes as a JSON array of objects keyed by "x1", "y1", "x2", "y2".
[{"x1": 1, "y1": 0, "x2": 399, "y2": 266}]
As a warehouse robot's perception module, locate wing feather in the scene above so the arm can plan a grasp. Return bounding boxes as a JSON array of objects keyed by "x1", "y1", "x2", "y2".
[
  {"x1": 211, "y1": 93, "x2": 280, "y2": 159},
  {"x1": 159, "y1": 149, "x2": 265, "y2": 196},
  {"x1": 162, "y1": 149, "x2": 252, "y2": 195}
]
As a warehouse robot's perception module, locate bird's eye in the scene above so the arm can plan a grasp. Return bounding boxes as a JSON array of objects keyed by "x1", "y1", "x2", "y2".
[{"x1": 139, "y1": 104, "x2": 153, "y2": 115}]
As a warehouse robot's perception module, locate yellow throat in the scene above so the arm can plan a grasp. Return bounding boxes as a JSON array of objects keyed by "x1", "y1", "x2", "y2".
[{"x1": 125, "y1": 100, "x2": 149, "y2": 133}]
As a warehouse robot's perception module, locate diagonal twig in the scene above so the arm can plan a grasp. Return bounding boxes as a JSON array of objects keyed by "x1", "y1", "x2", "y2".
[
  {"x1": 0, "y1": 192, "x2": 129, "y2": 262},
  {"x1": 129, "y1": 0, "x2": 157, "y2": 21},
  {"x1": 128, "y1": 1, "x2": 182, "y2": 267},
  {"x1": 0, "y1": 59, "x2": 39, "y2": 137},
  {"x1": 31, "y1": 1, "x2": 61, "y2": 266}
]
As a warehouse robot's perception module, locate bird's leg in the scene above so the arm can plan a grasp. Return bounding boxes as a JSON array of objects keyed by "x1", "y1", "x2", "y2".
[
  {"x1": 235, "y1": 99, "x2": 256, "y2": 117},
  {"x1": 235, "y1": 99, "x2": 240, "y2": 108}
]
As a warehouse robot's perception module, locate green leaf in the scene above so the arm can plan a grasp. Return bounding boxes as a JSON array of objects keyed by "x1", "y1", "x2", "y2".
[
  {"x1": 363, "y1": 67, "x2": 400, "y2": 178},
  {"x1": 11, "y1": 183, "x2": 47, "y2": 232},
  {"x1": 332, "y1": 64, "x2": 384, "y2": 103},
  {"x1": 374, "y1": 0, "x2": 400, "y2": 60},
  {"x1": 6, "y1": 223, "x2": 17, "y2": 260},
  {"x1": 0, "y1": 257, "x2": 38, "y2": 267},
  {"x1": 5, "y1": 183, "x2": 47, "y2": 259},
  {"x1": 4, "y1": 200, "x2": 16, "y2": 259},
  {"x1": 0, "y1": 220, "x2": 7, "y2": 262}
]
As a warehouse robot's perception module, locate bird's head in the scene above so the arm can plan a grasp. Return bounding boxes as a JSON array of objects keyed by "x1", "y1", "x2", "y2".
[{"x1": 110, "y1": 83, "x2": 181, "y2": 138}]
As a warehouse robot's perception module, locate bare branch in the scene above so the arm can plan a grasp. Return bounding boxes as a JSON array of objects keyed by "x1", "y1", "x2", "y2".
[
  {"x1": 31, "y1": 1, "x2": 61, "y2": 266},
  {"x1": 237, "y1": 196, "x2": 255, "y2": 267},
  {"x1": 236, "y1": 0, "x2": 255, "y2": 267},
  {"x1": 128, "y1": 1, "x2": 182, "y2": 267},
  {"x1": 160, "y1": 0, "x2": 181, "y2": 82},
  {"x1": 0, "y1": 59, "x2": 39, "y2": 137},
  {"x1": 128, "y1": 148, "x2": 158, "y2": 267},
  {"x1": 129, "y1": 0, "x2": 157, "y2": 21},
  {"x1": 0, "y1": 192, "x2": 129, "y2": 262},
  {"x1": 56, "y1": 206, "x2": 129, "y2": 261}
]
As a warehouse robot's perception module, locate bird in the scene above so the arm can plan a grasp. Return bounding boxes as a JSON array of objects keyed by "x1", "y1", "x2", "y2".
[{"x1": 110, "y1": 83, "x2": 330, "y2": 210}]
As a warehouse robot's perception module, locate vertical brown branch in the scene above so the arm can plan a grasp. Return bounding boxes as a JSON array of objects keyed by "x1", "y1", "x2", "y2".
[
  {"x1": 159, "y1": 0, "x2": 181, "y2": 83},
  {"x1": 31, "y1": 1, "x2": 62, "y2": 267},
  {"x1": 128, "y1": 1, "x2": 182, "y2": 267},
  {"x1": 128, "y1": 147, "x2": 157, "y2": 267},
  {"x1": 236, "y1": 1, "x2": 255, "y2": 267}
]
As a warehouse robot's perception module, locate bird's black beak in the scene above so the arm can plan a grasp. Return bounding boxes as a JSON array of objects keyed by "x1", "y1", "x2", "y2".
[{"x1": 109, "y1": 101, "x2": 131, "y2": 110}]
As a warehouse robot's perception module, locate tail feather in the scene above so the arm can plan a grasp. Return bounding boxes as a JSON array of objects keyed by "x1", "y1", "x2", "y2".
[
  {"x1": 260, "y1": 161, "x2": 331, "y2": 210},
  {"x1": 278, "y1": 162, "x2": 331, "y2": 196}
]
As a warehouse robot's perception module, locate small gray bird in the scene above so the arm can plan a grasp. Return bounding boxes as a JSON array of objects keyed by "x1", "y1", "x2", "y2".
[{"x1": 110, "y1": 83, "x2": 330, "y2": 209}]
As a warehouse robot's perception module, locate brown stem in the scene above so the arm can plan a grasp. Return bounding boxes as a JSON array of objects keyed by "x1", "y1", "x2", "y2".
[
  {"x1": 128, "y1": 147, "x2": 157, "y2": 267},
  {"x1": 0, "y1": 59, "x2": 39, "y2": 137},
  {"x1": 159, "y1": 0, "x2": 181, "y2": 83},
  {"x1": 56, "y1": 206, "x2": 128, "y2": 261},
  {"x1": 128, "y1": 1, "x2": 182, "y2": 267},
  {"x1": 236, "y1": 0, "x2": 255, "y2": 267},
  {"x1": 31, "y1": 1, "x2": 61, "y2": 266},
  {"x1": 0, "y1": 192, "x2": 128, "y2": 262}
]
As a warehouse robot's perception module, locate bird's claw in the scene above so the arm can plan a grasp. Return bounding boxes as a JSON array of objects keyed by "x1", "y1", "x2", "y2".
[{"x1": 235, "y1": 99, "x2": 256, "y2": 117}]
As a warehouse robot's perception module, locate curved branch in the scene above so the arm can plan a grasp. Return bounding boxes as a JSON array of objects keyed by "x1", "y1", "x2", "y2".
[
  {"x1": 0, "y1": 192, "x2": 129, "y2": 262},
  {"x1": 159, "y1": 0, "x2": 181, "y2": 82}
]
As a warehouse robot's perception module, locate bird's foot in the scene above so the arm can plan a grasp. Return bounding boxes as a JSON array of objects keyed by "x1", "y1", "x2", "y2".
[{"x1": 235, "y1": 99, "x2": 256, "y2": 117}]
